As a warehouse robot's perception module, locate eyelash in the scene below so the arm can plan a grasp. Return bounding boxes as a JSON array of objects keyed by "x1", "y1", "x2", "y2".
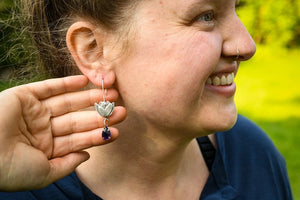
[
  {"x1": 190, "y1": 10, "x2": 216, "y2": 30},
  {"x1": 197, "y1": 11, "x2": 215, "y2": 23}
]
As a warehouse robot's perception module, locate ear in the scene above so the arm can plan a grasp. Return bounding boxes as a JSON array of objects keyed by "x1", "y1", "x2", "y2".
[{"x1": 66, "y1": 21, "x2": 115, "y2": 87}]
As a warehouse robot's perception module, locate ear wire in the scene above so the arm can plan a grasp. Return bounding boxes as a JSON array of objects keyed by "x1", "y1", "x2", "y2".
[{"x1": 102, "y1": 78, "x2": 107, "y2": 102}]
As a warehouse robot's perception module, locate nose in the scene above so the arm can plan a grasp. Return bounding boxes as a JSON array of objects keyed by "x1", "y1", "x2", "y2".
[{"x1": 221, "y1": 15, "x2": 256, "y2": 61}]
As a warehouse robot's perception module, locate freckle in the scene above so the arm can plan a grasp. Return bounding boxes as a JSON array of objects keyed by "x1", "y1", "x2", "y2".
[
  {"x1": 122, "y1": 90, "x2": 127, "y2": 95},
  {"x1": 144, "y1": 84, "x2": 148, "y2": 87}
]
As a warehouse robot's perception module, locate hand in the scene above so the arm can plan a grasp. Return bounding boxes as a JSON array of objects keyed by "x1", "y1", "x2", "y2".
[{"x1": 0, "y1": 75, "x2": 126, "y2": 191}]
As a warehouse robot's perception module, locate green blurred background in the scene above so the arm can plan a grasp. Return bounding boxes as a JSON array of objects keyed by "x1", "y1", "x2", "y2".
[
  {"x1": 236, "y1": 1, "x2": 300, "y2": 198},
  {"x1": 1, "y1": 0, "x2": 300, "y2": 198}
]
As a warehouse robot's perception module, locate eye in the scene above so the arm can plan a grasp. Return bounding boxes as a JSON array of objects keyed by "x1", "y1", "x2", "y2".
[
  {"x1": 197, "y1": 11, "x2": 215, "y2": 23},
  {"x1": 190, "y1": 10, "x2": 215, "y2": 30}
]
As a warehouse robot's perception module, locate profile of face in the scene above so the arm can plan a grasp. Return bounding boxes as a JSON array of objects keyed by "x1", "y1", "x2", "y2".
[
  {"x1": 112, "y1": 0, "x2": 256, "y2": 136},
  {"x1": 69, "y1": 0, "x2": 256, "y2": 138}
]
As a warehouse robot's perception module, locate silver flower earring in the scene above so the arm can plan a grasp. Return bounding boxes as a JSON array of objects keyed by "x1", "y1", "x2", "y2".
[{"x1": 95, "y1": 79, "x2": 115, "y2": 140}]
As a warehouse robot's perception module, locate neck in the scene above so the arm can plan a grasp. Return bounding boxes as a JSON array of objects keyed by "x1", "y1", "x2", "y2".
[{"x1": 76, "y1": 113, "x2": 209, "y2": 199}]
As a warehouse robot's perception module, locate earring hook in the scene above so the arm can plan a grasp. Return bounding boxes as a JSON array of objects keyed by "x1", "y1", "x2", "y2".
[{"x1": 102, "y1": 79, "x2": 107, "y2": 102}]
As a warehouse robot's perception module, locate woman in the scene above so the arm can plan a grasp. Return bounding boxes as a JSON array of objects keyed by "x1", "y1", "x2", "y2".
[{"x1": 0, "y1": 0, "x2": 293, "y2": 199}]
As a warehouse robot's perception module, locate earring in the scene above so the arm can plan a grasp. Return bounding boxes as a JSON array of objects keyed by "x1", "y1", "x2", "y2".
[{"x1": 94, "y1": 79, "x2": 115, "y2": 140}]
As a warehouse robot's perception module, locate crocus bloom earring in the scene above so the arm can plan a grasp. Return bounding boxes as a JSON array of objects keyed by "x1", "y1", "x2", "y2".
[{"x1": 95, "y1": 79, "x2": 115, "y2": 140}]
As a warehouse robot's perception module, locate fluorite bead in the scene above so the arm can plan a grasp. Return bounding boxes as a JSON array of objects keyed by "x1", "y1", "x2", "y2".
[{"x1": 102, "y1": 126, "x2": 111, "y2": 141}]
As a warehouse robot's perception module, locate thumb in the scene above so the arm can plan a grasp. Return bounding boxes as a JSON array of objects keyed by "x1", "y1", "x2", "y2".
[{"x1": 47, "y1": 151, "x2": 90, "y2": 183}]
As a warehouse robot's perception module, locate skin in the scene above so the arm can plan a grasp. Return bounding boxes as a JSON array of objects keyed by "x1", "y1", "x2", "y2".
[
  {"x1": 71, "y1": 0, "x2": 256, "y2": 199},
  {"x1": 0, "y1": 76, "x2": 126, "y2": 191},
  {"x1": 0, "y1": 0, "x2": 256, "y2": 198},
  {"x1": 114, "y1": 0, "x2": 256, "y2": 137}
]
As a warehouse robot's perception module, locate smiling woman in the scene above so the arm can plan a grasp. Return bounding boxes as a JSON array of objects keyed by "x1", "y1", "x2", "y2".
[{"x1": 0, "y1": 0, "x2": 293, "y2": 199}]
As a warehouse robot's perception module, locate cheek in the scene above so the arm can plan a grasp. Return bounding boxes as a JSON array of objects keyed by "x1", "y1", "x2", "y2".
[
  {"x1": 177, "y1": 34, "x2": 219, "y2": 78},
  {"x1": 157, "y1": 32, "x2": 221, "y2": 100},
  {"x1": 115, "y1": 29, "x2": 221, "y2": 125}
]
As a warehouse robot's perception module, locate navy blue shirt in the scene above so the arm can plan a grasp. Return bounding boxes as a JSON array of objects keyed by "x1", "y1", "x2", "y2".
[{"x1": 0, "y1": 115, "x2": 293, "y2": 199}]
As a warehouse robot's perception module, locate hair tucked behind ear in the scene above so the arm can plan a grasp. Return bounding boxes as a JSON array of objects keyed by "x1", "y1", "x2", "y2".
[{"x1": 20, "y1": 0, "x2": 139, "y2": 78}]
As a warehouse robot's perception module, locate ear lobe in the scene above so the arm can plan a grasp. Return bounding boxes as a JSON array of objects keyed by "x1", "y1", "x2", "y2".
[{"x1": 66, "y1": 21, "x2": 115, "y2": 87}]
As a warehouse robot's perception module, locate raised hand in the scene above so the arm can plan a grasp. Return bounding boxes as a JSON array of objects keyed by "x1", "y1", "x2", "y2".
[{"x1": 0, "y1": 75, "x2": 126, "y2": 191}]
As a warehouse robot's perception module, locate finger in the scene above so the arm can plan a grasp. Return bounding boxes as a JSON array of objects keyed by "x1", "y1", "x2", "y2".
[
  {"x1": 52, "y1": 127, "x2": 119, "y2": 157},
  {"x1": 25, "y1": 75, "x2": 89, "y2": 100},
  {"x1": 51, "y1": 106, "x2": 127, "y2": 136},
  {"x1": 47, "y1": 151, "x2": 90, "y2": 184},
  {"x1": 43, "y1": 88, "x2": 118, "y2": 117}
]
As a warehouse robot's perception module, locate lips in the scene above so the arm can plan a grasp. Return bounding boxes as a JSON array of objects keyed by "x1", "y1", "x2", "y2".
[
  {"x1": 204, "y1": 63, "x2": 237, "y2": 97},
  {"x1": 206, "y1": 72, "x2": 235, "y2": 86}
]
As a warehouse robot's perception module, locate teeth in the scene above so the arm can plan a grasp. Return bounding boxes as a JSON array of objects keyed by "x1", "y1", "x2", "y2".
[
  {"x1": 206, "y1": 72, "x2": 234, "y2": 86},
  {"x1": 227, "y1": 73, "x2": 233, "y2": 84},
  {"x1": 206, "y1": 77, "x2": 212, "y2": 85},
  {"x1": 213, "y1": 77, "x2": 220, "y2": 86},
  {"x1": 221, "y1": 75, "x2": 227, "y2": 85}
]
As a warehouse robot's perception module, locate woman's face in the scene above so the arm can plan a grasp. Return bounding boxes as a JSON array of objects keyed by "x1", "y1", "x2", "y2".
[{"x1": 111, "y1": 0, "x2": 256, "y2": 136}]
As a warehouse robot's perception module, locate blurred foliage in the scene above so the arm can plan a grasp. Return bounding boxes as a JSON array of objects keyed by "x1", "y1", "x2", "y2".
[
  {"x1": 0, "y1": 0, "x2": 13, "y2": 16},
  {"x1": 0, "y1": 0, "x2": 300, "y2": 198},
  {"x1": 238, "y1": 0, "x2": 300, "y2": 48},
  {"x1": 235, "y1": 45, "x2": 300, "y2": 199},
  {"x1": 0, "y1": 0, "x2": 14, "y2": 72},
  {"x1": 0, "y1": 0, "x2": 45, "y2": 86}
]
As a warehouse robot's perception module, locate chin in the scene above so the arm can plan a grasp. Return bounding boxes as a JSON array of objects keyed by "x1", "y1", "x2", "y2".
[
  {"x1": 196, "y1": 104, "x2": 238, "y2": 136},
  {"x1": 217, "y1": 112, "x2": 237, "y2": 131},
  {"x1": 213, "y1": 105, "x2": 238, "y2": 132}
]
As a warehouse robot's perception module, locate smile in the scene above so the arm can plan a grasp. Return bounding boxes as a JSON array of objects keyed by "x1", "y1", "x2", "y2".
[{"x1": 206, "y1": 72, "x2": 235, "y2": 86}]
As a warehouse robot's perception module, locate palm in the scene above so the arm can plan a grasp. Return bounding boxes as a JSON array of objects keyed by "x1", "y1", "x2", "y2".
[{"x1": 0, "y1": 76, "x2": 126, "y2": 191}]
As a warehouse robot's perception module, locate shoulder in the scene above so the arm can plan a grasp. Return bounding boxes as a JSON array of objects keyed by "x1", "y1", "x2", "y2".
[
  {"x1": 215, "y1": 115, "x2": 293, "y2": 199},
  {"x1": 0, "y1": 173, "x2": 84, "y2": 200},
  {"x1": 218, "y1": 115, "x2": 281, "y2": 156},
  {"x1": 216, "y1": 115, "x2": 286, "y2": 167},
  {"x1": 225, "y1": 114, "x2": 269, "y2": 141}
]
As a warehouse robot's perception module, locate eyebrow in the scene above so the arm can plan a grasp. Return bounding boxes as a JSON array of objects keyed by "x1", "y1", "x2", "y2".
[
  {"x1": 181, "y1": 0, "x2": 240, "y2": 21},
  {"x1": 182, "y1": 0, "x2": 215, "y2": 17},
  {"x1": 187, "y1": 0, "x2": 241, "y2": 8}
]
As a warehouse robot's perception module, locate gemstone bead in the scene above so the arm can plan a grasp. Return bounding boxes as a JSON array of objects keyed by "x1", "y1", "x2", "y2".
[{"x1": 102, "y1": 126, "x2": 111, "y2": 141}]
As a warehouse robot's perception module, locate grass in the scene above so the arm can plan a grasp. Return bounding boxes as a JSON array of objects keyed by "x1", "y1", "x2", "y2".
[{"x1": 235, "y1": 45, "x2": 300, "y2": 199}]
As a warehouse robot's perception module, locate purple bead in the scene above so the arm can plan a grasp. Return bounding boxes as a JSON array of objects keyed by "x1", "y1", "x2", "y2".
[{"x1": 102, "y1": 126, "x2": 111, "y2": 141}]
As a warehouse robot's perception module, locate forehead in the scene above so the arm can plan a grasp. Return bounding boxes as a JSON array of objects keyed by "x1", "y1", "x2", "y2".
[
  {"x1": 152, "y1": 0, "x2": 238, "y2": 14},
  {"x1": 178, "y1": 0, "x2": 239, "y2": 9},
  {"x1": 177, "y1": 0, "x2": 240, "y2": 5},
  {"x1": 133, "y1": 0, "x2": 238, "y2": 26}
]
